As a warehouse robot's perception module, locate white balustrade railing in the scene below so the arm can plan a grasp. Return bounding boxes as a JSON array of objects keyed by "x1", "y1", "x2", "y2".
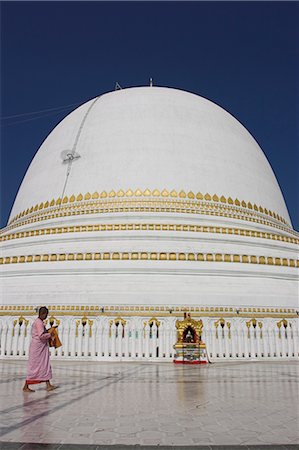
[{"x1": 0, "y1": 316, "x2": 297, "y2": 361}]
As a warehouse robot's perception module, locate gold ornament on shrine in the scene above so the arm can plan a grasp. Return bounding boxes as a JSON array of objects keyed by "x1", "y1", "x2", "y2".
[{"x1": 175, "y1": 315, "x2": 203, "y2": 344}]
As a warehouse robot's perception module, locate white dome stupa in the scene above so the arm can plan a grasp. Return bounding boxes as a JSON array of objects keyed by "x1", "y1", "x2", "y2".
[{"x1": 0, "y1": 86, "x2": 298, "y2": 363}]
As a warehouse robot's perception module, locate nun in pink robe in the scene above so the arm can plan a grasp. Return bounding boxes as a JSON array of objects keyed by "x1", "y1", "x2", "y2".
[{"x1": 23, "y1": 307, "x2": 55, "y2": 392}]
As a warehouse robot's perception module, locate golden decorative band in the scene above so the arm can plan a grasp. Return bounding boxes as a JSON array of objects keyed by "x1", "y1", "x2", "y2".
[
  {"x1": 1, "y1": 251, "x2": 298, "y2": 267},
  {"x1": 4, "y1": 200, "x2": 295, "y2": 238},
  {"x1": 8, "y1": 188, "x2": 290, "y2": 227},
  {"x1": 1, "y1": 222, "x2": 298, "y2": 245},
  {"x1": 0, "y1": 304, "x2": 297, "y2": 319}
]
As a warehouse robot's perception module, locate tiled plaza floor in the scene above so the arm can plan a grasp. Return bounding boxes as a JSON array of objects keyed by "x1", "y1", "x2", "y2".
[{"x1": 0, "y1": 360, "x2": 298, "y2": 448}]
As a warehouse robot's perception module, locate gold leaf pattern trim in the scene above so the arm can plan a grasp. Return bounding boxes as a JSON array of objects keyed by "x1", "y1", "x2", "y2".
[
  {"x1": 8, "y1": 189, "x2": 290, "y2": 227},
  {"x1": 1, "y1": 223, "x2": 298, "y2": 245},
  {"x1": 3, "y1": 204, "x2": 296, "y2": 237},
  {"x1": 0, "y1": 252, "x2": 298, "y2": 267},
  {"x1": 0, "y1": 304, "x2": 297, "y2": 319},
  {"x1": 3, "y1": 202, "x2": 296, "y2": 238}
]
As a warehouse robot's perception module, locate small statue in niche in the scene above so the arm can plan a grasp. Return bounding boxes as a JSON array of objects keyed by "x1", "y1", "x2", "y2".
[{"x1": 185, "y1": 328, "x2": 194, "y2": 343}]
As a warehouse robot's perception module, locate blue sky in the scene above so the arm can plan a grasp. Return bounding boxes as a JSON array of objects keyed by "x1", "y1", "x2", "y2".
[{"x1": 1, "y1": 1, "x2": 298, "y2": 229}]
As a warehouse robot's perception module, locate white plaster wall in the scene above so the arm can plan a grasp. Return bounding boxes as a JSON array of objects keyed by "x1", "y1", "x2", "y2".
[
  {"x1": 1, "y1": 268, "x2": 298, "y2": 309},
  {"x1": 2, "y1": 232, "x2": 298, "y2": 256}
]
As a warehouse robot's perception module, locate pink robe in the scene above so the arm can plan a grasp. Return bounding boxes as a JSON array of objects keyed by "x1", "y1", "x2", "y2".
[{"x1": 26, "y1": 318, "x2": 52, "y2": 384}]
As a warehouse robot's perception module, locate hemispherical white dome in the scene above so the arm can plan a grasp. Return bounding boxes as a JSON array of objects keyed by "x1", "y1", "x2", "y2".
[{"x1": 9, "y1": 86, "x2": 291, "y2": 226}]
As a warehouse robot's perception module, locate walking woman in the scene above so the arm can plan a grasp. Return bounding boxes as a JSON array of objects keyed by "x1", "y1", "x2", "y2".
[{"x1": 23, "y1": 306, "x2": 56, "y2": 392}]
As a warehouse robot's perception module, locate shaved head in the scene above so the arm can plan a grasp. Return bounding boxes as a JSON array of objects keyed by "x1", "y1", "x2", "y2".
[{"x1": 38, "y1": 306, "x2": 49, "y2": 318}]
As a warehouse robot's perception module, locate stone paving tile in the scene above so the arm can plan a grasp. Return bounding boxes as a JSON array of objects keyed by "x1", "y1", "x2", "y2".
[
  {"x1": 57, "y1": 446, "x2": 100, "y2": 450},
  {"x1": 19, "y1": 445, "x2": 62, "y2": 450},
  {"x1": 286, "y1": 435, "x2": 299, "y2": 442},
  {"x1": 0, "y1": 360, "x2": 298, "y2": 447},
  {"x1": 256, "y1": 434, "x2": 294, "y2": 445},
  {"x1": 2, "y1": 444, "x2": 299, "y2": 449},
  {"x1": 0, "y1": 444, "x2": 25, "y2": 450}
]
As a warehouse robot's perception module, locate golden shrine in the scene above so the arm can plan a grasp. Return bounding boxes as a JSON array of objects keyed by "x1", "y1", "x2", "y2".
[{"x1": 173, "y1": 314, "x2": 208, "y2": 364}]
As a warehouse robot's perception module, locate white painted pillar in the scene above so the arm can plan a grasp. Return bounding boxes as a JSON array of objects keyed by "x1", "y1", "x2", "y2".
[
  {"x1": 152, "y1": 323, "x2": 157, "y2": 358},
  {"x1": 262, "y1": 321, "x2": 266, "y2": 357},
  {"x1": 264, "y1": 324, "x2": 269, "y2": 357},
  {"x1": 224, "y1": 326, "x2": 230, "y2": 358},
  {"x1": 287, "y1": 323, "x2": 294, "y2": 358},
  {"x1": 157, "y1": 323, "x2": 161, "y2": 358},
  {"x1": 77, "y1": 322, "x2": 83, "y2": 357},
  {"x1": 256, "y1": 325, "x2": 262, "y2": 358},
  {"x1": 117, "y1": 323, "x2": 123, "y2": 358},
  {"x1": 202, "y1": 323, "x2": 207, "y2": 350},
  {"x1": 243, "y1": 324, "x2": 249, "y2": 359},
  {"x1": 62, "y1": 319, "x2": 70, "y2": 357},
  {"x1": 264, "y1": 323, "x2": 269, "y2": 357},
  {"x1": 250, "y1": 327, "x2": 256, "y2": 359},
  {"x1": 211, "y1": 324, "x2": 216, "y2": 359},
  {"x1": 144, "y1": 323, "x2": 150, "y2": 358},
  {"x1": 211, "y1": 325, "x2": 216, "y2": 358},
  {"x1": 0, "y1": 321, "x2": 8, "y2": 356},
  {"x1": 111, "y1": 322, "x2": 116, "y2": 358},
  {"x1": 124, "y1": 323, "x2": 129, "y2": 358},
  {"x1": 293, "y1": 323, "x2": 299, "y2": 359},
  {"x1": 281, "y1": 326, "x2": 287, "y2": 358},
  {"x1": 203, "y1": 321, "x2": 210, "y2": 358},
  {"x1": 159, "y1": 322, "x2": 165, "y2": 358},
  {"x1": 204, "y1": 323, "x2": 209, "y2": 358},
  {"x1": 148, "y1": 324, "x2": 153, "y2": 358},
  {"x1": 130, "y1": 322, "x2": 136, "y2": 358},
  {"x1": 137, "y1": 323, "x2": 143, "y2": 358},
  {"x1": 12, "y1": 322, "x2": 19, "y2": 356},
  {"x1": 96, "y1": 321, "x2": 103, "y2": 358},
  {"x1": 146, "y1": 324, "x2": 151, "y2": 358},
  {"x1": 0, "y1": 321, "x2": 2, "y2": 350},
  {"x1": 269, "y1": 325, "x2": 275, "y2": 357},
  {"x1": 83, "y1": 322, "x2": 89, "y2": 357},
  {"x1": 274, "y1": 326, "x2": 280, "y2": 358},
  {"x1": 231, "y1": 322, "x2": 236, "y2": 358},
  {"x1": 221, "y1": 328, "x2": 226, "y2": 358},
  {"x1": 236, "y1": 321, "x2": 243, "y2": 358},
  {"x1": 6, "y1": 321, "x2": 14, "y2": 357},
  {"x1": 70, "y1": 320, "x2": 76, "y2": 357},
  {"x1": 90, "y1": 321, "x2": 96, "y2": 357},
  {"x1": 19, "y1": 322, "x2": 26, "y2": 357},
  {"x1": 165, "y1": 323, "x2": 171, "y2": 358},
  {"x1": 103, "y1": 322, "x2": 109, "y2": 358},
  {"x1": 247, "y1": 326, "x2": 252, "y2": 358},
  {"x1": 56, "y1": 321, "x2": 63, "y2": 357},
  {"x1": 219, "y1": 327, "x2": 224, "y2": 358},
  {"x1": 170, "y1": 321, "x2": 177, "y2": 358},
  {"x1": 217, "y1": 325, "x2": 222, "y2": 358},
  {"x1": 24, "y1": 320, "x2": 32, "y2": 356}
]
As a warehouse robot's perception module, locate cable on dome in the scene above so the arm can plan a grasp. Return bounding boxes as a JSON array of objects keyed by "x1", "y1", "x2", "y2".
[{"x1": 59, "y1": 96, "x2": 101, "y2": 206}]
